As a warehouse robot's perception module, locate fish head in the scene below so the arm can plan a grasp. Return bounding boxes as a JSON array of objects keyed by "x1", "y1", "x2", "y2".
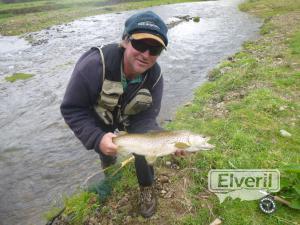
[{"x1": 187, "y1": 133, "x2": 215, "y2": 152}]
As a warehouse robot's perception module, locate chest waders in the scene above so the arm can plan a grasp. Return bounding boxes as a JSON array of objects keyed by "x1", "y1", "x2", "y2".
[{"x1": 93, "y1": 46, "x2": 161, "y2": 129}]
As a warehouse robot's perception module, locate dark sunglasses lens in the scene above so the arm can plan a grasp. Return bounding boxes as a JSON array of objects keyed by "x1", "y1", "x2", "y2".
[
  {"x1": 149, "y1": 46, "x2": 163, "y2": 56},
  {"x1": 131, "y1": 39, "x2": 148, "y2": 52},
  {"x1": 131, "y1": 39, "x2": 163, "y2": 56}
]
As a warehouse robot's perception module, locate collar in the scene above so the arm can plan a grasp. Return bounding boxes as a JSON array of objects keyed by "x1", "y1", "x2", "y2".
[{"x1": 121, "y1": 60, "x2": 142, "y2": 90}]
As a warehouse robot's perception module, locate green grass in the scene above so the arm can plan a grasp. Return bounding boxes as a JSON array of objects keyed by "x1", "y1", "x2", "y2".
[
  {"x1": 239, "y1": 0, "x2": 300, "y2": 18},
  {"x1": 193, "y1": 16, "x2": 200, "y2": 22},
  {"x1": 62, "y1": 192, "x2": 100, "y2": 225},
  {"x1": 0, "y1": 0, "x2": 202, "y2": 35},
  {"x1": 5, "y1": 73, "x2": 34, "y2": 82},
  {"x1": 43, "y1": 207, "x2": 63, "y2": 224},
  {"x1": 163, "y1": 0, "x2": 300, "y2": 223},
  {"x1": 290, "y1": 31, "x2": 300, "y2": 55}
]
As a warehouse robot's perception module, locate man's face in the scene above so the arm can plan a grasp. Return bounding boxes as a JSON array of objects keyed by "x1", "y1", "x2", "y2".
[{"x1": 123, "y1": 38, "x2": 163, "y2": 78}]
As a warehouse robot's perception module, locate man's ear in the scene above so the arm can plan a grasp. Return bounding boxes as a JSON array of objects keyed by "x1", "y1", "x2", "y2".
[
  {"x1": 123, "y1": 39, "x2": 130, "y2": 48},
  {"x1": 121, "y1": 37, "x2": 130, "y2": 48}
]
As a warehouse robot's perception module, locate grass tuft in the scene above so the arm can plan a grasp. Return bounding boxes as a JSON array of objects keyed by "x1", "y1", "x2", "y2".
[
  {"x1": 62, "y1": 192, "x2": 100, "y2": 225},
  {"x1": 5, "y1": 73, "x2": 34, "y2": 82}
]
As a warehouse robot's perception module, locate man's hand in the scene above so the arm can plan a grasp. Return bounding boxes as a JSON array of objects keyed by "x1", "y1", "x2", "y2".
[
  {"x1": 99, "y1": 132, "x2": 118, "y2": 156},
  {"x1": 174, "y1": 149, "x2": 186, "y2": 157}
]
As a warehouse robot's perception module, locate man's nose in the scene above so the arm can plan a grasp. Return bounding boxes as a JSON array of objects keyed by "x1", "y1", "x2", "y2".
[{"x1": 141, "y1": 49, "x2": 151, "y2": 58}]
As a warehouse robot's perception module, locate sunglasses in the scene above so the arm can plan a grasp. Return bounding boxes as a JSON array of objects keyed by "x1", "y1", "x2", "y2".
[{"x1": 129, "y1": 38, "x2": 164, "y2": 56}]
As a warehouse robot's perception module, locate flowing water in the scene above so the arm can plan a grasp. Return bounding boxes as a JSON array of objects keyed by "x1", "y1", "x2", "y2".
[{"x1": 0, "y1": 0, "x2": 261, "y2": 224}]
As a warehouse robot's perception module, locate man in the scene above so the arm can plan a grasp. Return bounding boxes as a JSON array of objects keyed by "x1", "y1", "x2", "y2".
[{"x1": 61, "y1": 11, "x2": 183, "y2": 218}]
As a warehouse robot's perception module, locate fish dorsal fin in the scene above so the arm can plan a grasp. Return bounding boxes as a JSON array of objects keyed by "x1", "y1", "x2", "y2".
[
  {"x1": 145, "y1": 155, "x2": 157, "y2": 165},
  {"x1": 174, "y1": 142, "x2": 190, "y2": 149}
]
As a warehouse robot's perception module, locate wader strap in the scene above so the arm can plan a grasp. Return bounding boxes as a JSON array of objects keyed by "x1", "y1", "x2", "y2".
[
  {"x1": 152, "y1": 71, "x2": 162, "y2": 89},
  {"x1": 95, "y1": 46, "x2": 105, "y2": 81}
]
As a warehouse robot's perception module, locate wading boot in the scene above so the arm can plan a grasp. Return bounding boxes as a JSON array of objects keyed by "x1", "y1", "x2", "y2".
[{"x1": 139, "y1": 185, "x2": 157, "y2": 218}]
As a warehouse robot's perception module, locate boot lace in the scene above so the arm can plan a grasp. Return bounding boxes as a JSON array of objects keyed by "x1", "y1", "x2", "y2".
[{"x1": 140, "y1": 186, "x2": 154, "y2": 203}]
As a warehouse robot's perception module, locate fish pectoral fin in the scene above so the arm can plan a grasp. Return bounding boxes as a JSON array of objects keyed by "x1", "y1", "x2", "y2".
[
  {"x1": 174, "y1": 142, "x2": 190, "y2": 149},
  {"x1": 116, "y1": 147, "x2": 130, "y2": 158},
  {"x1": 145, "y1": 155, "x2": 157, "y2": 165}
]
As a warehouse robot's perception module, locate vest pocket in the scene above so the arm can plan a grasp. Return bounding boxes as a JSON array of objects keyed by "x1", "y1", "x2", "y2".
[
  {"x1": 124, "y1": 88, "x2": 152, "y2": 115},
  {"x1": 95, "y1": 79, "x2": 123, "y2": 125},
  {"x1": 99, "y1": 79, "x2": 123, "y2": 111}
]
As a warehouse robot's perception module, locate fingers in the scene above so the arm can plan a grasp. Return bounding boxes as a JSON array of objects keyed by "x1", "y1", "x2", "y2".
[
  {"x1": 99, "y1": 132, "x2": 118, "y2": 156},
  {"x1": 174, "y1": 149, "x2": 187, "y2": 157},
  {"x1": 103, "y1": 145, "x2": 117, "y2": 156}
]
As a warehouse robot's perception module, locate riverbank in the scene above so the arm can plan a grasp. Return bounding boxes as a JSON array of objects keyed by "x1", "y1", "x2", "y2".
[
  {"x1": 0, "y1": 0, "x2": 202, "y2": 36},
  {"x1": 48, "y1": 0, "x2": 300, "y2": 224}
]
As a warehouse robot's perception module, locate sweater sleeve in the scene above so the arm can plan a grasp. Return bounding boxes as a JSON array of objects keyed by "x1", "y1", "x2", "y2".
[
  {"x1": 60, "y1": 51, "x2": 105, "y2": 152},
  {"x1": 126, "y1": 74, "x2": 164, "y2": 133}
]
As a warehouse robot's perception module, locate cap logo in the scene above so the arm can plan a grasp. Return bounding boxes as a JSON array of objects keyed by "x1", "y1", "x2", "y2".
[{"x1": 137, "y1": 21, "x2": 160, "y2": 30}]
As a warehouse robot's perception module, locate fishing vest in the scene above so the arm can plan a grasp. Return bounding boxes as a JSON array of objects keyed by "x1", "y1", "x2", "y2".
[{"x1": 93, "y1": 45, "x2": 162, "y2": 128}]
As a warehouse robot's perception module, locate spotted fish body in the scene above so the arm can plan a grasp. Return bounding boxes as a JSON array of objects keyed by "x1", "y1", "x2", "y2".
[{"x1": 113, "y1": 130, "x2": 214, "y2": 164}]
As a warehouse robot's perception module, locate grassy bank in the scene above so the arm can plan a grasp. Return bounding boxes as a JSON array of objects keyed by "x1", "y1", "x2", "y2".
[
  {"x1": 0, "y1": 0, "x2": 202, "y2": 36},
  {"x1": 167, "y1": 0, "x2": 300, "y2": 223},
  {"x1": 47, "y1": 0, "x2": 300, "y2": 224}
]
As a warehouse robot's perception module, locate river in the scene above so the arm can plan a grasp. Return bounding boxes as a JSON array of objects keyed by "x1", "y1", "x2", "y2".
[{"x1": 0, "y1": 0, "x2": 261, "y2": 224}]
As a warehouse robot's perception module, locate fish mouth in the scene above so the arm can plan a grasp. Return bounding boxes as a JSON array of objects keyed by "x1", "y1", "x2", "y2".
[
  {"x1": 196, "y1": 143, "x2": 215, "y2": 151},
  {"x1": 186, "y1": 143, "x2": 214, "y2": 152},
  {"x1": 203, "y1": 143, "x2": 215, "y2": 150}
]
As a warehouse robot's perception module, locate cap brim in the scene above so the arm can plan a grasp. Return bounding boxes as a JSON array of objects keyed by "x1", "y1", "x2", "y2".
[{"x1": 131, "y1": 33, "x2": 166, "y2": 48}]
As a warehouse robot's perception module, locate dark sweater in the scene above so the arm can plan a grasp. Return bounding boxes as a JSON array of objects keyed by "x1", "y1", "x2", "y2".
[{"x1": 60, "y1": 44, "x2": 164, "y2": 153}]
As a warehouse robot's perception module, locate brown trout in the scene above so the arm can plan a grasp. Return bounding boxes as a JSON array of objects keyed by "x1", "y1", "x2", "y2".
[{"x1": 113, "y1": 130, "x2": 214, "y2": 164}]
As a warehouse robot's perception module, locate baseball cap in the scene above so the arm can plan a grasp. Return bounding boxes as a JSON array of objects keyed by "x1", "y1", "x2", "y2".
[{"x1": 123, "y1": 11, "x2": 168, "y2": 48}]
